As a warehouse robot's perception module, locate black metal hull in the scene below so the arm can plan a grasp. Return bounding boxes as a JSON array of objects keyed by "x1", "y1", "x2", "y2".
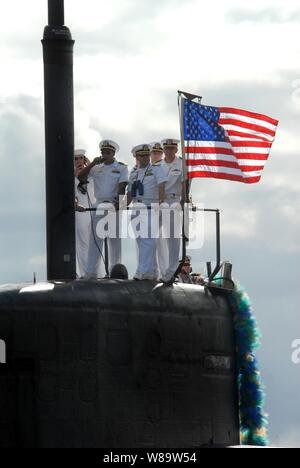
[{"x1": 0, "y1": 280, "x2": 239, "y2": 448}]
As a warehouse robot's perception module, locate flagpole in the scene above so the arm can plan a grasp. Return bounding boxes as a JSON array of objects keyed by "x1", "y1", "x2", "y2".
[
  {"x1": 179, "y1": 92, "x2": 189, "y2": 203},
  {"x1": 168, "y1": 90, "x2": 204, "y2": 283}
]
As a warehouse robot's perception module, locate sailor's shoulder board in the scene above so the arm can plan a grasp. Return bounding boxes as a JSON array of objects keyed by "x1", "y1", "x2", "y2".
[{"x1": 117, "y1": 161, "x2": 127, "y2": 166}]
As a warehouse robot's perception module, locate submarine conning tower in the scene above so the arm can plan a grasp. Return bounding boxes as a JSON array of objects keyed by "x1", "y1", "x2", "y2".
[{"x1": 0, "y1": 0, "x2": 240, "y2": 448}]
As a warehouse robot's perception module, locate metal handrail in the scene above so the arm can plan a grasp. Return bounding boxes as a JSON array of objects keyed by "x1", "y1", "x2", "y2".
[{"x1": 83, "y1": 204, "x2": 222, "y2": 283}]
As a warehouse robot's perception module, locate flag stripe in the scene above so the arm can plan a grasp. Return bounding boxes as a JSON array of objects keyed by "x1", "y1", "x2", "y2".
[
  {"x1": 188, "y1": 165, "x2": 262, "y2": 177},
  {"x1": 225, "y1": 130, "x2": 272, "y2": 142},
  {"x1": 186, "y1": 154, "x2": 268, "y2": 165},
  {"x1": 186, "y1": 140, "x2": 231, "y2": 148},
  {"x1": 220, "y1": 112, "x2": 278, "y2": 132},
  {"x1": 218, "y1": 118, "x2": 276, "y2": 138},
  {"x1": 186, "y1": 147, "x2": 233, "y2": 155},
  {"x1": 187, "y1": 159, "x2": 240, "y2": 169},
  {"x1": 219, "y1": 107, "x2": 279, "y2": 126},
  {"x1": 230, "y1": 140, "x2": 272, "y2": 148},
  {"x1": 235, "y1": 154, "x2": 269, "y2": 161},
  {"x1": 240, "y1": 166, "x2": 264, "y2": 172},
  {"x1": 185, "y1": 146, "x2": 270, "y2": 155},
  {"x1": 185, "y1": 140, "x2": 272, "y2": 149},
  {"x1": 223, "y1": 125, "x2": 275, "y2": 142},
  {"x1": 186, "y1": 160, "x2": 264, "y2": 172},
  {"x1": 187, "y1": 171, "x2": 261, "y2": 184}
]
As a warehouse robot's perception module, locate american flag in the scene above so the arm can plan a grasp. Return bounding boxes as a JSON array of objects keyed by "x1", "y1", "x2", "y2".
[{"x1": 183, "y1": 100, "x2": 279, "y2": 184}]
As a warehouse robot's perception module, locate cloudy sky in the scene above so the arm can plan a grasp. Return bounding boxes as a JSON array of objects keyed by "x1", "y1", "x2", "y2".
[{"x1": 0, "y1": 0, "x2": 300, "y2": 447}]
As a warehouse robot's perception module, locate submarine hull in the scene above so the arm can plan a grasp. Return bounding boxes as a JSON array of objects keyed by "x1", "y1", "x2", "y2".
[{"x1": 0, "y1": 280, "x2": 240, "y2": 448}]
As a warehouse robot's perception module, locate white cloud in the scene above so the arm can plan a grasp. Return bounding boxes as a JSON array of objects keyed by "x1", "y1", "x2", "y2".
[
  {"x1": 291, "y1": 78, "x2": 300, "y2": 111},
  {"x1": 74, "y1": 108, "x2": 102, "y2": 155},
  {"x1": 0, "y1": 58, "x2": 42, "y2": 98}
]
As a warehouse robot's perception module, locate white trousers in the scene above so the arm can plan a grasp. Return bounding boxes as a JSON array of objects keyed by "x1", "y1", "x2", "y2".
[
  {"x1": 85, "y1": 208, "x2": 121, "y2": 277},
  {"x1": 157, "y1": 201, "x2": 182, "y2": 280},
  {"x1": 132, "y1": 209, "x2": 158, "y2": 280},
  {"x1": 76, "y1": 211, "x2": 91, "y2": 278}
]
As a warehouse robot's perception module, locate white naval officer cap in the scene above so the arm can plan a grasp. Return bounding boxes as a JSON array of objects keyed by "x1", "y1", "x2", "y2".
[
  {"x1": 161, "y1": 138, "x2": 180, "y2": 148},
  {"x1": 99, "y1": 140, "x2": 120, "y2": 152},
  {"x1": 74, "y1": 149, "x2": 86, "y2": 157},
  {"x1": 131, "y1": 144, "x2": 151, "y2": 157},
  {"x1": 149, "y1": 142, "x2": 164, "y2": 153}
]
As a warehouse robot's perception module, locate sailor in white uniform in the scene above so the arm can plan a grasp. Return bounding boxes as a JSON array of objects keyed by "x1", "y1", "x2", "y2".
[
  {"x1": 78, "y1": 140, "x2": 128, "y2": 278},
  {"x1": 150, "y1": 142, "x2": 164, "y2": 165},
  {"x1": 74, "y1": 149, "x2": 105, "y2": 279},
  {"x1": 158, "y1": 138, "x2": 184, "y2": 282},
  {"x1": 127, "y1": 144, "x2": 167, "y2": 281},
  {"x1": 149, "y1": 142, "x2": 168, "y2": 277},
  {"x1": 75, "y1": 149, "x2": 92, "y2": 278}
]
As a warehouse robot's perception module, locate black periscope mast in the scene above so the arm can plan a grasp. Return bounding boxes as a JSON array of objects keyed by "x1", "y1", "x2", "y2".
[{"x1": 0, "y1": 0, "x2": 241, "y2": 448}]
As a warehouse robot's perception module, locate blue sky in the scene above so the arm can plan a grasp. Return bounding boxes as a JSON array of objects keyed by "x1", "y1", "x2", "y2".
[{"x1": 0, "y1": 0, "x2": 300, "y2": 447}]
